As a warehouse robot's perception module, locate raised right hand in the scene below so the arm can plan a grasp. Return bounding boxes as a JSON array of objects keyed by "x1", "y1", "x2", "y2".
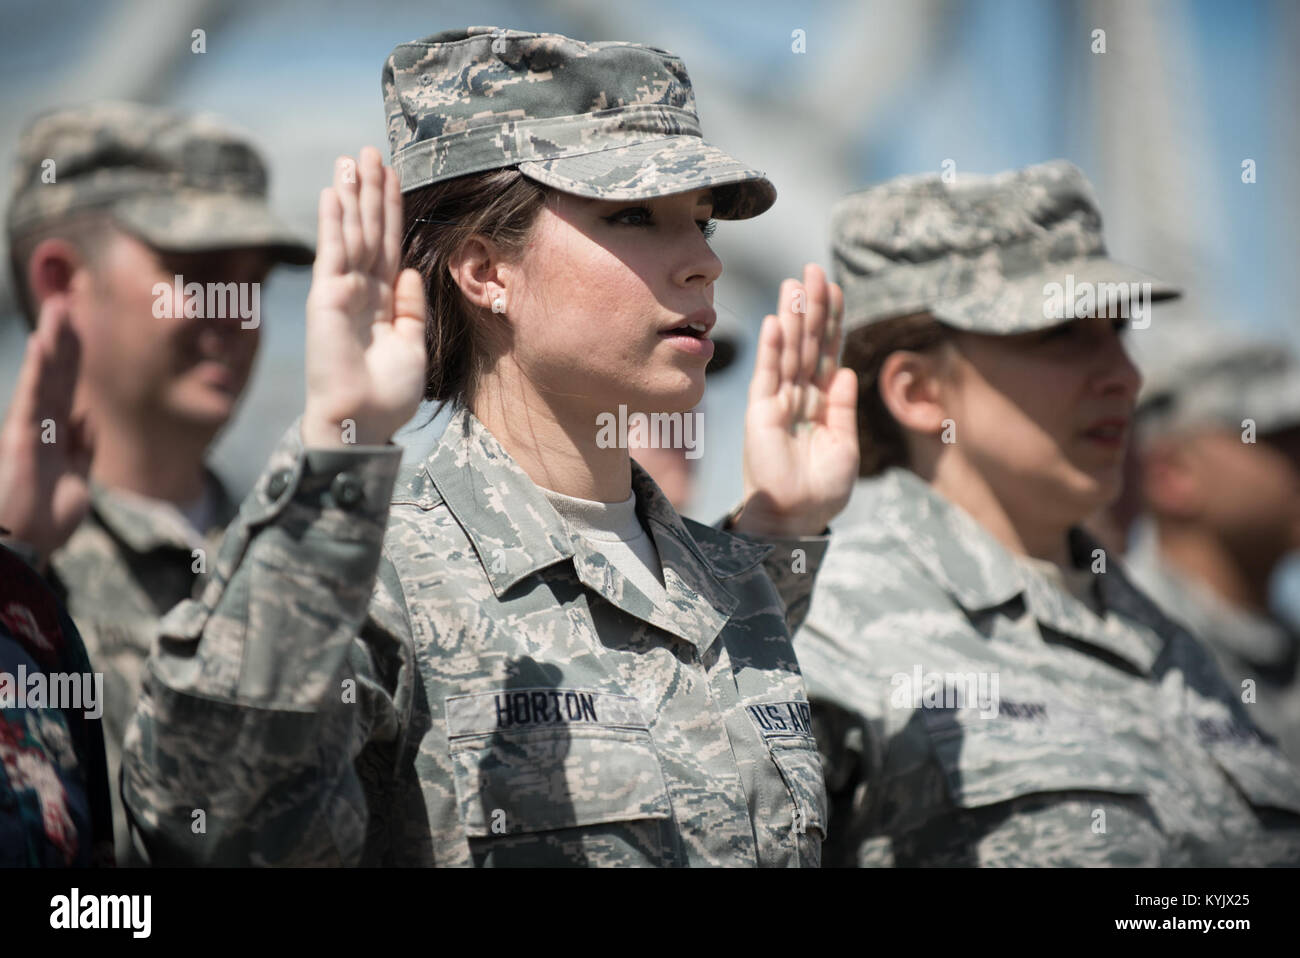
[
  {"x1": 0, "y1": 295, "x2": 94, "y2": 569},
  {"x1": 301, "y1": 146, "x2": 427, "y2": 448}
]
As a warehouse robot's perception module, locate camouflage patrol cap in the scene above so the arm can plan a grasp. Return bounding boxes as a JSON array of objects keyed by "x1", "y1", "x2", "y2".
[
  {"x1": 1135, "y1": 323, "x2": 1300, "y2": 440},
  {"x1": 831, "y1": 159, "x2": 1179, "y2": 334},
  {"x1": 6, "y1": 101, "x2": 312, "y2": 263},
  {"x1": 382, "y1": 26, "x2": 776, "y2": 219}
]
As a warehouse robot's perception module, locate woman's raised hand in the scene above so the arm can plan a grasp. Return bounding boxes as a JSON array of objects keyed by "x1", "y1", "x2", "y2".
[
  {"x1": 302, "y1": 147, "x2": 428, "y2": 448},
  {"x1": 735, "y1": 263, "x2": 859, "y2": 538}
]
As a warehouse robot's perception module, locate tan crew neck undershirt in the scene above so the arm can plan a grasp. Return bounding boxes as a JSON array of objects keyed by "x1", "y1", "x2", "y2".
[{"x1": 542, "y1": 487, "x2": 668, "y2": 601}]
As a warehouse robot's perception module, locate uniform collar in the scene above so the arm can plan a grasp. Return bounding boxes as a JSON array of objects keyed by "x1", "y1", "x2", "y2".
[
  {"x1": 423, "y1": 407, "x2": 572, "y2": 596},
  {"x1": 423, "y1": 407, "x2": 767, "y2": 653},
  {"x1": 862, "y1": 467, "x2": 1160, "y2": 675},
  {"x1": 89, "y1": 470, "x2": 236, "y2": 555},
  {"x1": 849, "y1": 468, "x2": 1022, "y2": 611}
]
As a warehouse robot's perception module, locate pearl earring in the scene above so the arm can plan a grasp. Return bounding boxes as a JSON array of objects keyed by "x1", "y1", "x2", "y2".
[{"x1": 491, "y1": 296, "x2": 506, "y2": 314}]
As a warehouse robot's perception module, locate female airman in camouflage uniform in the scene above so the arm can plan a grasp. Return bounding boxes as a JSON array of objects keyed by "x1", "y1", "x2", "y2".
[
  {"x1": 798, "y1": 161, "x2": 1300, "y2": 866},
  {"x1": 122, "y1": 27, "x2": 859, "y2": 866}
]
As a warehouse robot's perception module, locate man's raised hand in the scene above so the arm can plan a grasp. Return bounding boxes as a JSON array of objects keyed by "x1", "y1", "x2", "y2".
[{"x1": 0, "y1": 296, "x2": 94, "y2": 569}]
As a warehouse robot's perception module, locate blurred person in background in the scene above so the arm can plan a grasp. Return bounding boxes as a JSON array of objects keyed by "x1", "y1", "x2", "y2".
[
  {"x1": 629, "y1": 311, "x2": 743, "y2": 512},
  {"x1": 0, "y1": 302, "x2": 113, "y2": 866},
  {"x1": 0, "y1": 101, "x2": 312, "y2": 862},
  {"x1": 796, "y1": 160, "x2": 1300, "y2": 866},
  {"x1": 1126, "y1": 330, "x2": 1300, "y2": 765}
]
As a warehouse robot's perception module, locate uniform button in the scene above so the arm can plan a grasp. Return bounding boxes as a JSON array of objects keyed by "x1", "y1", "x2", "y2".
[
  {"x1": 331, "y1": 472, "x2": 364, "y2": 509},
  {"x1": 265, "y1": 469, "x2": 292, "y2": 501}
]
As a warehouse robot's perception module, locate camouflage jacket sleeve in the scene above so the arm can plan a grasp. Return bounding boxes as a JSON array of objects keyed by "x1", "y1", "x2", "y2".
[
  {"x1": 714, "y1": 511, "x2": 830, "y2": 635},
  {"x1": 121, "y1": 423, "x2": 405, "y2": 866},
  {"x1": 795, "y1": 611, "x2": 889, "y2": 867}
]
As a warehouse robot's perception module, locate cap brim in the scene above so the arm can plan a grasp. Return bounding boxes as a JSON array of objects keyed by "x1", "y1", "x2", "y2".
[
  {"x1": 111, "y1": 192, "x2": 314, "y2": 265},
  {"x1": 518, "y1": 135, "x2": 776, "y2": 220},
  {"x1": 1138, "y1": 347, "x2": 1300, "y2": 438},
  {"x1": 930, "y1": 256, "x2": 1180, "y2": 334}
]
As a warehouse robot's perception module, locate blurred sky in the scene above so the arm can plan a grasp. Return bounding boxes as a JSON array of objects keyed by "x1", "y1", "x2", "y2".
[{"x1": 2, "y1": 0, "x2": 1298, "y2": 613}]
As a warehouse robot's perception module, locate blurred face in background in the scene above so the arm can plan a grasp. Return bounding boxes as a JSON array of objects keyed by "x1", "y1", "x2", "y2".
[
  {"x1": 934, "y1": 315, "x2": 1142, "y2": 528},
  {"x1": 71, "y1": 229, "x2": 269, "y2": 435},
  {"x1": 1143, "y1": 423, "x2": 1300, "y2": 565}
]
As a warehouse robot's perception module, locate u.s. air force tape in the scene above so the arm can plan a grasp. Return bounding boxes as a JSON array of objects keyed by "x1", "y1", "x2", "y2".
[
  {"x1": 446, "y1": 688, "x2": 649, "y2": 736},
  {"x1": 746, "y1": 700, "x2": 816, "y2": 742}
]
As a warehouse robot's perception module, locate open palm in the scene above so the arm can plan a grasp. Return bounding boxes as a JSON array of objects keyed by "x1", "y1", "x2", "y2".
[
  {"x1": 302, "y1": 147, "x2": 427, "y2": 448},
  {"x1": 0, "y1": 296, "x2": 94, "y2": 568},
  {"x1": 736, "y1": 263, "x2": 859, "y2": 537}
]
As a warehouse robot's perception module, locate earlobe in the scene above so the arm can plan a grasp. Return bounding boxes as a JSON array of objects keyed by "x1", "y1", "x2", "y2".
[
  {"x1": 880, "y1": 350, "x2": 948, "y2": 436},
  {"x1": 448, "y1": 236, "x2": 510, "y2": 314}
]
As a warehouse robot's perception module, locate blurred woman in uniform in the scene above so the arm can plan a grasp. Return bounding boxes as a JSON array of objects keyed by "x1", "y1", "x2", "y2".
[
  {"x1": 121, "y1": 27, "x2": 859, "y2": 866},
  {"x1": 796, "y1": 161, "x2": 1300, "y2": 867}
]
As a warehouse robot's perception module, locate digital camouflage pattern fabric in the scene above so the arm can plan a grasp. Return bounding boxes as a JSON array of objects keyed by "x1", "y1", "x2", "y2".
[
  {"x1": 796, "y1": 469, "x2": 1300, "y2": 867},
  {"x1": 48, "y1": 476, "x2": 238, "y2": 863},
  {"x1": 830, "y1": 160, "x2": 1179, "y2": 334},
  {"x1": 123, "y1": 407, "x2": 829, "y2": 866},
  {"x1": 6, "y1": 100, "x2": 312, "y2": 263},
  {"x1": 1, "y1": 544, "x2": 114, "y2": 867},
  {"x1": 383, "y1": 26, "x2": 775, "y2": 219},
  {"x1": 1126, "y1": 520, "x2": 1300, "y2": 768}
]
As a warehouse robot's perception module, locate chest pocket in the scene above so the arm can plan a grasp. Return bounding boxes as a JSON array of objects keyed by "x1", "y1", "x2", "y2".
[
  {"x1": 745, "y1": 700, "x2": 829, "y2": 866},
  {"x1": 771, "y1": 741, "x2": 829, "y2": 863},
  {"x1": 1197, "y1": 719, "x2": 1300, "y2": 816},
  {"x1": 907, "y1": 703, "x2": 1177, "y2": 866},
  {"x1": 1187, "y1": 718, "x2": 1300, "y2": 865},
  {"x1": 921, "y1": 702, "x2": 1152, "y2": 808},
  {"x1": 445, "y1": 689, "x2": 675, "y2": 865}
]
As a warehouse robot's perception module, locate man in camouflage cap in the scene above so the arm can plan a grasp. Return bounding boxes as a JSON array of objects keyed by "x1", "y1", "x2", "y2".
[
  {"x1": 794, "y1": 159, "x2": 1300, "y2": 865},
  {"x1": 1, "y1": 100, "x2": 311, "y2": 863},
  {"x1": 122, "y1": 27, "x2": 848, "y2": 867},
  {"x1": 1125, "y1": 321, "x2": 1300, "y2": 765}
]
